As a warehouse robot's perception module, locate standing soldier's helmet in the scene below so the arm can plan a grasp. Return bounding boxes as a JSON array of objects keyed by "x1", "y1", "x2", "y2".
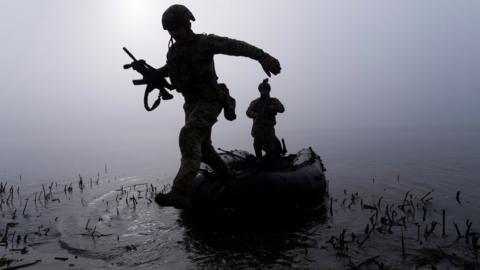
[
  {"x1": 162, "y1": 4, "x2": 195, "y2": 30},
  {"x1": 258, "y1": 78, "x2": 271, "y2": 91}
]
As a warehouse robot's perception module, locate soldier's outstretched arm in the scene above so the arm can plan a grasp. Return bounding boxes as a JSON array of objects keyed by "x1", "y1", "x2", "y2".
[{"x1": 206, "y1": 34, "x2": 281, "y2": 77}]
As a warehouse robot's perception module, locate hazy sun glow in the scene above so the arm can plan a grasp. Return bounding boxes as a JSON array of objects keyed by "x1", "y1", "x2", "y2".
[{"x1": 114, "y1": 0, "x2": 164, "y2": 32}]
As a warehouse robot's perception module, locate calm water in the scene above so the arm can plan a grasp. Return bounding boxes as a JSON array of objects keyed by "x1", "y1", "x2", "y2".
[{"x1": 1, "y1": 129, "x2": 480, "y2": 269}]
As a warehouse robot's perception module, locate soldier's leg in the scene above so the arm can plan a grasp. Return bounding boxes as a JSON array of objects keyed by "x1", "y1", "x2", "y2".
[
  {"x1": 155, "y1": 121, "x2": 200, "y2": 207},
  {"x1": 274, "y1": 136, "x2": 282, "y2": 155},
  {"x1": 156, "y1": 124, "x2": 206, "y2": 208},
  {"x1": 252, "y1": 127, "x2": 266, "y2": 158},
  {"x1": 172, "y1": 125, "x2": 204, "y2": 194},
  {"x1": 264, "y1": 126, "x2": 281, "y2": 158},
  {"x1": 172, "y1": 101, "x2": 223, "y2": 194},
  {"x1": 201, "y1": 130, "x2": 231, "y2": 176},
  {"x1": 253, "y1": 136, "x2": 263, "y2": 158},
  {"x1": 270, "y1": 126, "x2": 282, "y2": 156}
]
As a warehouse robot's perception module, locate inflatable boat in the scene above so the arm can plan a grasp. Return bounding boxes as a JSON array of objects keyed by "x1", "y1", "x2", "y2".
[{"x1": 190, "y1": 148, "x2": 328, "y2": 214}]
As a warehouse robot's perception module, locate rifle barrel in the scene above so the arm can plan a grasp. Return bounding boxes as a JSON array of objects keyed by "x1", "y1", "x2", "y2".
[{"x1": 123, "y1": 47, "x2": 137, "y2": 61}]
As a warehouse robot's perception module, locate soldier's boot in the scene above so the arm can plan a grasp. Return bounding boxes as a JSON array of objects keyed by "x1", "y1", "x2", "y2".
[
  {"x1": 155, "y1": 172, "x2": 196, "y2": 208},
  {"x1": 155, "y1": 188, "x2": 191, "y2": 209},
  {"x1": 202, "y1": 150, "x2": 235, "y2": 196}
]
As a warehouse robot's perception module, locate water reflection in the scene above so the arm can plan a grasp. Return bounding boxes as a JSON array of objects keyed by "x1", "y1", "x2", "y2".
[{"x1": 178, "y1": 204, "x2": 329, "y2": 269}]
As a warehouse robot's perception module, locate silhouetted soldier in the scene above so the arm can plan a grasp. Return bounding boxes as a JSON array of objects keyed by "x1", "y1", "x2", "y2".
[
  {"x1": 246, "y1": 79, "x2": 285, "y2": 160},
  {"x1": 154, "y1": 5, "x2": 281, "y2": 208}
]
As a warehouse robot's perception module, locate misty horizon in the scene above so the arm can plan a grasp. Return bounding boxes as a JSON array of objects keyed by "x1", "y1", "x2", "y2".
[
  {"x1": 1, "y1": 1, "x2": 479, "y2": 139},
  {"x1": 1, "y1": 1, "x2": 479, "y2": 181}
]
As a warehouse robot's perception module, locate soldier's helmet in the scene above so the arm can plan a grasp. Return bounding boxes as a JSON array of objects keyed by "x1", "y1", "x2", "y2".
[
  {"x1": 162, "y1": 4, "x2": 195, "y2": 30},
  {"x1": 258, "y1": 78, "x2": 271, "y2": 91}
]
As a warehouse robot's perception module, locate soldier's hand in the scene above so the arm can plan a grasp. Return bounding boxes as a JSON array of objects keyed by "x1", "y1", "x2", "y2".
[
  {"x1": 131, "y1": 59, "x2": 146, "y2": 71},
  {"x1": 156, "y1": 74, "x2": 174, "y2": 90},
  {"x1": 260, "y1": 55, "x2": 281, "y2": 77},
  {"x1": 267, "y1": 105, "x2": 277, "y2": 112}
]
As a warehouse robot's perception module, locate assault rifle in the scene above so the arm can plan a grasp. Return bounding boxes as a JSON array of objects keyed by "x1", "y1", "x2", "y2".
[{"x1": 123, "y1": 47, "x2": 174, "y2": 111}]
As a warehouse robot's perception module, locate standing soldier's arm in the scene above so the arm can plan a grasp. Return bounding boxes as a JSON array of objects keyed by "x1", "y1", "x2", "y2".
[
  {"x1": 246, "y1": 101, "x2": 257, "y2": 119},
  {"x1": 206, "y1": 34, "x2": 281, "y2": 77},
  {"x1": 270, "y1": 98, "x2": 285, "y2": 113}
]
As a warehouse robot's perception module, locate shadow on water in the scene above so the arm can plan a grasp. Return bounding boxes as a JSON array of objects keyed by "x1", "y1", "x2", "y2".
[{"x1": 177, "y1": 203, "x2": 329, "y2": 269}]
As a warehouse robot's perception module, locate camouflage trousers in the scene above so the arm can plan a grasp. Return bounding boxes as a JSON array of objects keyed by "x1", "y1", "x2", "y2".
[
  {"x1": 252, "y1": 125, "x2": 282, "y2": 158},
  {"x1": 173, "y1": 99, "x2": 231, "y2": 194}
]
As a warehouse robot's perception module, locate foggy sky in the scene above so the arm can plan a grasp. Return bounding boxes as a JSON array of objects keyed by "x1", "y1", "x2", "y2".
[{"x1": 1, "y1": 0, "x2": 479, "y2": 143}]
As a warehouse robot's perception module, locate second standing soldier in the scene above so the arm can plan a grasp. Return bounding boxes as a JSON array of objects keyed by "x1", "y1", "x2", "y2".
[{"x1": 246, "y1": 79, "x2": 285, "y2": 160}]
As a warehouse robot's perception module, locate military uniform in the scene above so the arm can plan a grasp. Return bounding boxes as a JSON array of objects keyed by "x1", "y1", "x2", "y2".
[
  {"x1": 246, "y1": 97, "x2": 285, "y2": 158},
  {"x1": 161, "y1": 33, "x2": 268, "y2": 194},
  {"x1": 154, "y1": 4, "x2": 281, "y2": 207}
]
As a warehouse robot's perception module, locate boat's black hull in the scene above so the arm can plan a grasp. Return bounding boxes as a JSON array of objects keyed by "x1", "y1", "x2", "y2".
[{"x1": 191, "y1": 148, "x2": 328, "y2": 214}]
